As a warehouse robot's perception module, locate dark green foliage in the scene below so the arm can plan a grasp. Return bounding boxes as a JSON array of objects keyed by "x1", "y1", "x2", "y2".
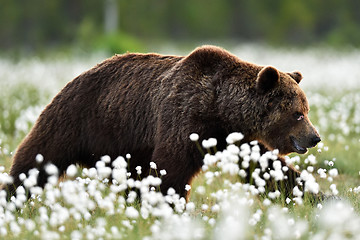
[{"x1": 1, "y1": 0, "x2": 360, "y2": 54}]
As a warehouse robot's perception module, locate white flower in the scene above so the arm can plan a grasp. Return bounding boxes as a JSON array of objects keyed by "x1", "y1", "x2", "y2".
[
  {"x1": 293, "y1": 186, "x2": 303, "y2": 197},
  {"x1": 353, "y1": 186, "x2": 360, "y2": 193},
  {"x1": 19, "y1": 173, "x2": 26, "y2": 181},
  {"x1": 270, "y1": 169, "x2": 284, "y2": 181},
  {"x1": 66, "y1": 164, "x2": 77, "y2": 177},
  {"x1": 10, "y1": 222, "x2": 21, "y2": 236},
  {"x1": 250, "y1": 151, "x2": 261, "y2": 162},
  {"x1": 300, "y1": 170, "x2": 319, "y2": 194},
  {"x1": 306, "y1": 181, "x2": 319, "y2": 194},
  {"x1": 71, "y1": 230, "x2": 82, "y2": 240},
  {"x1": 189, "y1": 133, "x2": 199, "y2": 141},
  {"x1": 329, "y1": 168, "x2": 338, "y2": 177},
  {"x1": 211, "y1": 204, "x2": 220, "y2": 213},
  {"x1": 208, "y1": 138, "x2": 217, "y2": 147},
  {"x1": 24, "y1": 219, "x2": 36, "y2": 231},
  {"x1": 149, "y1": 177, "x2": 162, "y2": 186},
  {"x1": 35, "y1": 154, "x2": 44, "y2": 163},
  {"x1": 273, "y1": 161, "x2": 282, "y2": 170},
  {"x1": 150, "y1": 162, "x2": 157, "y2": 170},
  {"x1": 160, "y1": 169, "x2": 167, "y2": 176},
  {"x1": 268, "y1": 190, "x2": 280, "y2": 199},
  {"x1": 306, "y1": 154, "x2": 317, "y2": 165},
  {"x1": 112, "y1": 168, "x2": 127, "y2": 183},
  {"x1": 226, "y1": 132, "x2": 244, "y2": 144},
  {"x1": 263, "y1": 172, "x2": 270, "y2": 180},
  {"x1": 330, "y1": 184, "x2": 339, "y2": 195},
  {"x1": 205, "y1": 171, "x2": 214, "y2": 180},
  {"x1": 202, "y1": 138, "x2": 217, "y2": 148},
  {"x1": 101, "y1": 155, "x2": 111, "y2": 163},
  {"x1": 95, "y1": 160, "x2": 105, "y2": 169},
  {"x1": 241, "y1": 160, "x2": 249, "y2": 169},
  {"x1": 240, "y1": 143, "x2": 251, "y2": 157},
  {"x1": 135, "y1": 166, "x2": 142, "y2": 175},
  {"x1": 112, "y1": 156, "x2": 127, "y2": 169},
  {"x1": 167, "y1": 188, "x2": 176, "y2": 196},
  {"x1": 227, "y1": 144, "x2": 240, "y2": 155},
  {"x1": 201, "y1": 204, "x2": 208, "y2": 211},
  {"x1": 263, "y1": 198, "x2": 271, "y2": 206},
  {"x1": 45, "y1": 163, "x2": 58, "y2": 176},
  {"x1": 58, "y1": 226, "x2": 65, "y2": 232},
  {"x1": 204, "y1": 154, "x2": 217, "y2": 166},
  {"x1": 293, "y1": 197, "x2": 303, "y2": 205},
  {"x1": 318, "y1": 201, "x2": 358, "y2": 233},
  {"x1": 317, "y1": 168, "x2": 327, "y2": 178},
  {"x1": 255, "y1": 177, "x2": 266, "y2": 188},
  {"x1": 186, "y1": 202, "x2": 195, "y2": 212},
  {"x1": 97, "y1": 166, "x2": 112, "y2": 179},
  {"x1": 259, "y1": 155, "x2": 269, "y2": 171},
  {"x1": 238, "y1": 169, "x2": 247, "y2": 178}
]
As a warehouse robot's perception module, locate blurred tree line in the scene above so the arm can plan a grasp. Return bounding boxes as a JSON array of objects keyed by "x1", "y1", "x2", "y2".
[{"x1": 1, "y1": 0, "x2": 360, "y2": 54}]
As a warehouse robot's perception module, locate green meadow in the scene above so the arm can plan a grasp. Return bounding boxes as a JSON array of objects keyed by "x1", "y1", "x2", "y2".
[{"x1": 0, "y1": 46, "x2": 360, "y2": 239}]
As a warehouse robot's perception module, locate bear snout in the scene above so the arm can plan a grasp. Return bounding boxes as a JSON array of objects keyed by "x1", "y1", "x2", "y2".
[
  {"x1": 310, "y1": 135, "x2": 321, "y2": 147},
  {"x1": 290, "y1": 134, "x2": 321, "y2": 154}
]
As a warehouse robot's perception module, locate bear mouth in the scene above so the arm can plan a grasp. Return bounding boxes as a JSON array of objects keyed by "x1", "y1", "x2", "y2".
[{"x1": 290, "y1": 136, "x2": 308, "y2": 154}]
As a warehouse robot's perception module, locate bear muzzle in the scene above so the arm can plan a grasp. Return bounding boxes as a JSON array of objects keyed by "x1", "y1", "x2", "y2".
[{"x1": 290, "y1": 135, "x2": 321, "y2": 154}]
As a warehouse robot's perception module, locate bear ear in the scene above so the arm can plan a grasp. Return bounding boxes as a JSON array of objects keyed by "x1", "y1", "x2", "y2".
[
  {"x1": 256, "y1": 66, "x2": 280, "y2": 93},
  {"x1": 288, "y1": 71, "x2": 303, "y2": 84}
]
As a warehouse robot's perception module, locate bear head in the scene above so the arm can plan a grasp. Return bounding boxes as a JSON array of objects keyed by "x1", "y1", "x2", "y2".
[
  {"x1": 254, "y1": 66, "x2": 321, "y2": 155},
  {"x1": 186, "y1": 46, "x2": 320, "y2": 156}
]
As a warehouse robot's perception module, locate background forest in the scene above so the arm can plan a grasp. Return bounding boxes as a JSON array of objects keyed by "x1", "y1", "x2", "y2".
[{"x1": 1, "y1": 0, "x2": 360, "y2": 55}]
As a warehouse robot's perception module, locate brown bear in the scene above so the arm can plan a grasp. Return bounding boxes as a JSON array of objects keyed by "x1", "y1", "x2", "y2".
[{"x1": 3, "y1": 45, "x2": 320, "y2": 200}]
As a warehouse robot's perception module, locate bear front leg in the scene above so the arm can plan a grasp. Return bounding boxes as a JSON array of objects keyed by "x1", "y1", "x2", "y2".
[
  {"x1": 2, "y1": 136, "x2": 71, "y2": 200},
  {"x1": 4, "y1": 156, "x2": 63, "y2": 201},
  {"x1": 151, "y1": 142, "x2": 202, "y2": 201}
]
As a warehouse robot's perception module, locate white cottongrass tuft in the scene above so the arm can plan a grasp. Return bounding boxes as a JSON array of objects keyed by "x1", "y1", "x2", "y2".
[
  {"x1": 125, "y1": 206, "x2": 139, "y2": 219},
  {"x1": 226, "y1": 132, "x2": 244, "y2": 144},
  {"x1": 45, "y1": 163, "x2": 58, "y2": 176},
  {"x1": 35, "y1": 154, "x2": 44, "y2": 163},
  {"x1": 160, "y1": 169, "x2": 167, "y2": 176},
  {"x1": 202, "y1": 138, "x2": 217, "y2": 149},
  {"x1": 150, "y1": 162, "x2": 157, "y2": 170},
  {"x1": 136, "y1": 166, "x2": 142, "y2": 175},
  {"x1": 66, "y1": 164, "x2": 78, "y2": 177},
  {"x1": 300, "y1": 170, "x2": 319, "y2": 194},
  {"x1": 189, "y1": 133, "x2": 199, "y2": 142},
  {"x1": 0, "y1": 131, "x2": 353, "y2": 239},
  {"x1": 329, "y1": 168, "x2": 338, "y2": 177}
]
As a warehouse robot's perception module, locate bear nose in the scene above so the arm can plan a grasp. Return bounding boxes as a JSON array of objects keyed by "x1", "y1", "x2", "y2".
[{"x1": 311, "y1": 136, "x2": 321, "y2": 146}]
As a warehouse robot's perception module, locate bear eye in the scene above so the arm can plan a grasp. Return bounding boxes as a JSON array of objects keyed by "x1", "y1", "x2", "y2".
[{"x1": 294, "y1": 112, "x2": 304, "y2": 121}]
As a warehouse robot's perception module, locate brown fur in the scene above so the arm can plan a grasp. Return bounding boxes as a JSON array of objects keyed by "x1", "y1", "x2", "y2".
[{"x1": 3, "y1": 46, "x2": 320, "y2": 200}]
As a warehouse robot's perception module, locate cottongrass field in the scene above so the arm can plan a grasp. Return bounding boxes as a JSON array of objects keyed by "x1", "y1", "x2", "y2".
[{"x1": 0, "y1": 45, "x2": 360, "y2": 239}]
